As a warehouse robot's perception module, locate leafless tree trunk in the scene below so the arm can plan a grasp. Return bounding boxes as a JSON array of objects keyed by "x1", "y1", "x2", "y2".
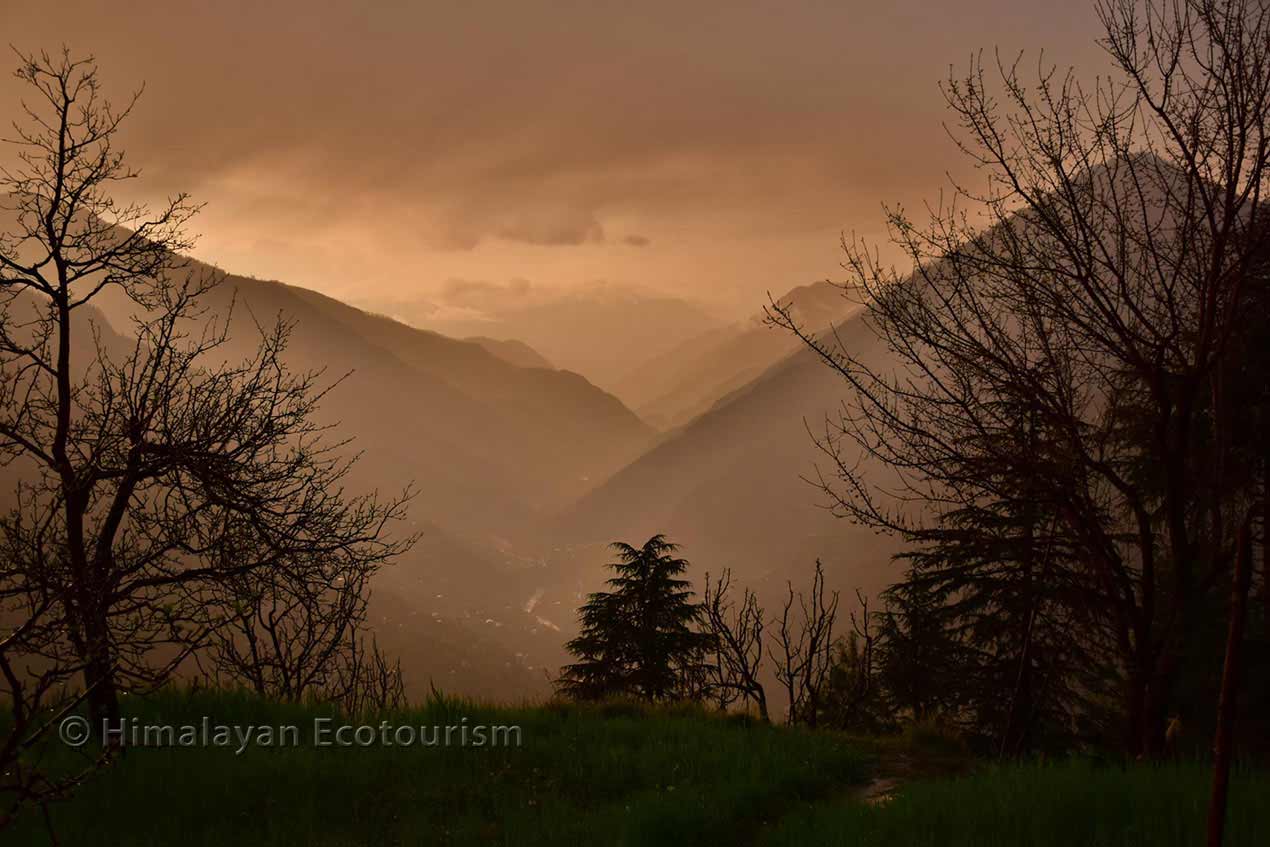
[
  {"x1": 335, "y1": 634, "x2": 408, "y2": 717},
  {"x1": 701, "y1": 570, "x2": 769, "y2": 720},
  {"x1": 1207, "y1": 512, "x2": 1255, "y2": 847},
  {"x1": 841, "y1": 589, "x2": 878, "y2": 722},
  {"x1": 769, "y1": 561, "x2": 838, "y2": 726},
  {"x1": 770, "y1": 0, "x2": 1270, "y2": 755},
  {"x1": 0, "y1": 46, "x2": 414, "y2": 803}
]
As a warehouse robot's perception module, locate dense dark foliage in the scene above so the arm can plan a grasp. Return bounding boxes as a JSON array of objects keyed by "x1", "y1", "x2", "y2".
[
  {"x1": 557, "y1": 535, "x2": 711, "y2": 701},
  {"x1": 772, "y1": 0, "x2": 1270, "y2": 773}
]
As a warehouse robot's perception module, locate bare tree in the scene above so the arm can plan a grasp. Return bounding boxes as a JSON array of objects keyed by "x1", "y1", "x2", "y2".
[
  {"x1": 827, "y1": 589, "x2": 882, "y2": 729},
  {"x1": 194, "y1": 523, "x2": 399, "y2": 705},
  {"x1": 0, "y1": 43, "x2": 413, "y2": 779},
  {"x1": 334, "y1": 634, "x2": 408, "y2": 716},
  {"x1": 0, "y1": 504, "x2": 110, "y2": 829},
  {"x1": 768, "y1": 561, "x2": 839, "y2": 726},
  {"x1": 701, "y1": 569, "x2": 769, "y2": 720},
  {"x1": 195, "y1": 533, "x2": 412, "y2": 715},
  {"x1": 771, "y1": 0, "x2": 1269, "y2": 760}
]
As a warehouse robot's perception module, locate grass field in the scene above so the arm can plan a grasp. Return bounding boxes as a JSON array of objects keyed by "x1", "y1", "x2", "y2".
[
  {"x1": 6, "y1": 688, "x2": 1267, "y2": 846},
  {"x1": 761, "y1": 758, "x2": 1269, "y2": 847}
]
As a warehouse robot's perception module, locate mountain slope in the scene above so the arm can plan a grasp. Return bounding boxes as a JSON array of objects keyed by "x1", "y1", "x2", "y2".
[
  {"x1": 73, "y1": 263, "x2": 657, "y2": 699},
  {"x1": 387, "y1": 287, "x2": 729, "y2": 392},
  {"x1": 95, "y1": 273, "x2": 654, "y2": 531},
  {"x1": 464, "y1": 336, "x2": 553, "y2": 369},
  {"x1": 613, "y1": 282, "x2": 863, "y2": 430},
  {"x1": 563, "y1": 303, "x2": 901, "y2": 605}
]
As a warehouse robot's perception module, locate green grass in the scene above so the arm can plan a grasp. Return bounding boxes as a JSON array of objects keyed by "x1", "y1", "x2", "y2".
[
  {"x1": 6, "y1": 689, "x2": 1268, "y2": 846},
  {"x1": 8, "y1": 688, "x2": 867, "y2": 846},
  {"x1": 761, "y1": 757, "x2": 1269, "y2": 847}
]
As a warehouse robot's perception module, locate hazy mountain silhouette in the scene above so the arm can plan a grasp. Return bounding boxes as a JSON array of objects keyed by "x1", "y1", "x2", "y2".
[
  {"x1": 94, "y1": 272, "x2": 654, "y2": 528},
  {"x1": 463, "y1": 336, "x2": 554, "y2": 369},
  {"x1": 370, "y1": 286, "x2": 728, "y2": 392},
  {"x1": 555, "y1": 160, "x2": 1186, "y2": 613},
  {"x1": 2, "y1": 262, "x2": 892, "y2": 697},
  {"x1": 563, "y1": 303, "x2": 900, "y2": 607},
  {"x1": 614, "y1": 282, "x2": 863, "y2": 429},
  {"x1": 0, "y1": 207, "x2": 894, "y2": 700},
  {"x1": 65, "y1": 256, "x2": 656, "y2": 699}
]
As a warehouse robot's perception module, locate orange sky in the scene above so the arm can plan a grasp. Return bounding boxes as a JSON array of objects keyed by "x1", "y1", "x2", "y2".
[{"x1": 2, "y1": 0, "x2": 1111, "y2": 317}]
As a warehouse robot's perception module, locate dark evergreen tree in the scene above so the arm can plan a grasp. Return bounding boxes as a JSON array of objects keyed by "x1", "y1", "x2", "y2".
[
  {"x1": 893, "y1": 498, "x2": 1098, "y2": 753},
  {"x1": 557, "y1": 535, "x2": 710, "y2": 701},
  {"x1": 767, "y1": 0, "x2": 1270, "y2": 764},
  {"x1": 874, "y1": 574, "x2": 964, "y2": 724},
  {"x1": 874, "y1": 396, "x2": 1104, "y2": 753}
]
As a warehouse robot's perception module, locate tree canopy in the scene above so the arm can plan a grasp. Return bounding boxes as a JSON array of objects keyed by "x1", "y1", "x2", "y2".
[{"x1": 558, "y1": 535, "x2": 709, "y2": 701}]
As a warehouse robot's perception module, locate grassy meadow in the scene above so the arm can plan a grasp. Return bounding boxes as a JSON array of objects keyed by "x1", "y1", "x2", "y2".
[
  {"x1": 761, "y1": 757, "x2": 1269, "y2": 847},
  {"x1": 6, "y1": 688, "x2": 1267, "y2": 846}
]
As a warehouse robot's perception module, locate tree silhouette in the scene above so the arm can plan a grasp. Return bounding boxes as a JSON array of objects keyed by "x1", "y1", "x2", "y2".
[
  {"x1": 770, "y1": 0, "x2": 1270, "y2": 764},
  {"x1": 769, "y1": 560, "x2": 839, "y2": 726},
  {"x1": 701, "y1": 569, "x2": 769, "y2": 719},
  {"x1": 0, "y1": 46, "x2": 414, "y2": 775},
  {"x1": 817, "y1": 590, "x2": 894, "y2": 733},
  {"x1": 557, "y1": 535, "x2": 709, "y2": 701}
]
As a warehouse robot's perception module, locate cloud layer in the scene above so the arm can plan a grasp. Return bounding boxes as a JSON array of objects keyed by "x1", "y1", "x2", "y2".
[{"x1": 2, "y1": 1, "x2": 1109, "y2": 311}]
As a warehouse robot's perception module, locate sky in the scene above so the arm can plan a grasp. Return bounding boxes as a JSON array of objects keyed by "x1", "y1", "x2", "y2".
[{"x1": 1, "y1": 0, "x2": 1111, "y2": 317}]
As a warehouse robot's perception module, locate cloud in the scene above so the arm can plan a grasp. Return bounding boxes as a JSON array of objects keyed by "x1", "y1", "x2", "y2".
[
  {"x1": 0, "y1": 0, "x2": 1109, "y2": 304},
  {"x1": 495, "y1": 214, "x2": 604, "y2": 247},
  {"x1": 441, "y1": 277, "x2": 533, "y2": 311},
  {"x1": 431, "y1": 205, "x2": 606, "y2": 250}
]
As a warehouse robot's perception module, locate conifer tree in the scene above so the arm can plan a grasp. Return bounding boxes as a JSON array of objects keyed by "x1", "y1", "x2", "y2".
[{"x1": 557, "y1": 535, "x2": 709, "y2": 701}]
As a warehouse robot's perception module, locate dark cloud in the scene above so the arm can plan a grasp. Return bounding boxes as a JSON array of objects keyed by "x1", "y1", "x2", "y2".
[
  {"x1": 0, "y1": 1, "x2": 1111, "y2": 306},
  {"x1": 438, "y1": 207, "x2": 606, "y2": 250}
]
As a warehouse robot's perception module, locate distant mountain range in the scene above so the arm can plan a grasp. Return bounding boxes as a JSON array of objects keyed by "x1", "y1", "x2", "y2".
[
  {"x1": 556, "y1": 299, "x2": 901, "y2": 615},
  {"x1": 361, "y1": 286, "x2": 730, "y2": 396},
  {"x1": 4, "y1": 212, "x2": 899, "y2": 699},
  {"x1": 463, "y1": 336, "x2": 554, "y2": 369},
  {"x1": 95, "y1": 274, "x2": 654, "y2": 527},
  {"x1": 613, "y1": 281, "x2": 863, "y2": 430},
  {"x1": 76, "y1": 264, "x2": 658, "y2": 700}
]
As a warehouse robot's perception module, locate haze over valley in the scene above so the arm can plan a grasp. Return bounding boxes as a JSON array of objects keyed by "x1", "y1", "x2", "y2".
[
  {"x1": 69, "y1": 251, "x2": 886, "y2": 701},
  {"x1": 5, "y1": 3, "x2": 1270, "y2": 844},
  {"x1": 0, "y1": 6, "x2": 1116, "y2": 709}
]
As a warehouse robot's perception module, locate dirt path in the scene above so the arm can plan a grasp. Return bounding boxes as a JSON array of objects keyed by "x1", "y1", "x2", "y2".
[
  {"x1": 849, "y1": 751, "x2": 915, "y2": 806},
  {"x1": 854, "y1": 775, "x2": 903, "y2": 805},
  {"x1": 746, "y1": 741, "x2": 973, "y2": 844},
  {"x1": 849, "y1": 742, "x2": 975, "y2": 805}
]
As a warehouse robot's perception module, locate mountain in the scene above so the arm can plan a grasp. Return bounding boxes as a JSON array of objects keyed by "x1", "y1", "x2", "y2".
[
  {"x1": 464, "y1": 336, "x2": 553, "y2": 369},
  {"x1": 558, "y1": 300, "x2": 902, "y2": 617},
  {"x1": 368, "y1": 518, "x2": 565, "y2": 700},
  {"x1": 367, "y1": 286, "x2": 729, "y2": 394},
  {"x1": 55, "y1": 260, "x2": 656, "y2": 700},
  {"x1": 97, "y1": 274, "x2": 654, "y2": 526},
  {"x1": 2, "y1": 213, "x2": 881, "y2": 701},
  {"x1": 613, "y1": 281, "x2": 863, "y2": 430}
]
